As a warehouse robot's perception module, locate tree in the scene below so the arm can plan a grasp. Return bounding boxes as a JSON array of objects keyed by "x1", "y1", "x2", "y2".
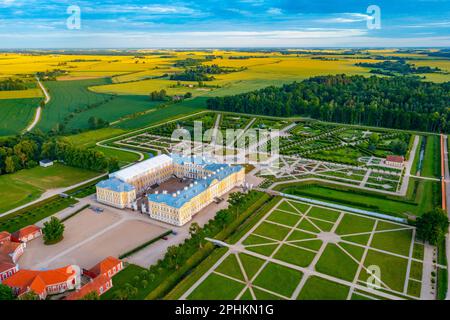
[
  {"x1": 228, "y1": 192, "x2": 245, "y2": 214},
  {"x1": 80, "y1": 291, "x2": 100, "y2": 300},
  {"x1": 391, "y1": 140, "x2": 408, "y2": 156},
  {"x1": 4, "y1": 156, "x2": 15, "y2": 173},
  {"x1": 416, "y1": 208, "x2": 449, "y2": 245},
  {"x1": 42, "y1": 217, "x2": 65, "y2": 245},
  {"x1": 189, "y1": 222, "x2": 201, "y2": 237},
  {"x1": 19, "y1": 291, "x2": 40, "y2": 300},
  {"x1": 0, "y1": 284, "x2": 14, "y2": 300}
]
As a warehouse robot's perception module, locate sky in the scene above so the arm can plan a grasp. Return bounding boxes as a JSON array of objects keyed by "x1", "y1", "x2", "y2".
[{"x1": 0, "y1": 0, "x2": 449, "y2": 48}]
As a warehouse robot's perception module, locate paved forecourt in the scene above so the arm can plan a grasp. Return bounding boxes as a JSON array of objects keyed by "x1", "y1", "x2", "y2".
[{"x1": 181, "y1": 197, "x2": 426, "y2": 300}]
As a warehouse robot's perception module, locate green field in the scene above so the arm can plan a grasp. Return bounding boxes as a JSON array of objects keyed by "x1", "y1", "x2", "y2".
[
  {"x1": 114, "y1": 97, "x2": 206, "y2": 129},
  {"x1": 421, "y1": 135, "x2": 441, "y2": 178},
  {"x1": 0, "y1": 98, "x2": 40, "y2": 135},
  {"x1": 275, "y1": 179, "x2": 438, "y2": 217},
  {"x1": 36, "y1": 78, "x2": 112, "y2": 132},
  {"x1": 0, "y1": 163, "x2": 99, "y2": 213},
  {"x1": 65, "y1": 95, "x2": 162, "y2": 131},
  {"x1": 182, "y1": 198, "x2": 424, "y2": 300}
]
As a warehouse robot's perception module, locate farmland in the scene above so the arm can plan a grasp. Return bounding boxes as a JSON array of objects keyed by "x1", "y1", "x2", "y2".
[{"x1": 0, "y1": 98, "x2": 40, "y2": 135}]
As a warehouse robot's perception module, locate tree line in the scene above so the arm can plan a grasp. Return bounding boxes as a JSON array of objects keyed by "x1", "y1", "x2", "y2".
[
  {"x1": 0, "y1": 132, "x2": 118, "y2": 175},
  {"x1": 0, "y1": 78, "x2": 28, "y2": 91},
  {"x1": 206, "y1": 74, "x2": 450, "y2": 133},
  {"x1": 356, "y1": 61, "x2": 442, "y2": 75}
]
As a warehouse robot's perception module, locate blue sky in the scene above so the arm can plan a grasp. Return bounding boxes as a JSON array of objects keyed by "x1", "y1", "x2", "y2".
[{"x1": 0, "y1": 0, "x2": 449, "y2": 48}]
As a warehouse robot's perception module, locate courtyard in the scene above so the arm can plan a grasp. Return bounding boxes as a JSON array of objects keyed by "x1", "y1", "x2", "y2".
[{"x1": 18, "y1": 206, "x2": 169, "y2": 270}]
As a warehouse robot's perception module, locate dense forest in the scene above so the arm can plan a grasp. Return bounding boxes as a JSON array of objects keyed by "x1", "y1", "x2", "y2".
[
  {"x1": 207, "y1": 75, "x2": 450, "y2": 133},
  {"x1": 0, "y1": 133, "x2": 118, "y2": 175},
  {"x1": 356, "y1": 60, "x2": 442, "y2": 75},
  {"x1": 170, "y1": 70, "x2": 215, "y2": 82},
  {"x1": 170, "y1": 64, "x2": 244, "y2": 82},
  {"x1": 0, "y1": 78, "x2": 28, "y2": 91}
]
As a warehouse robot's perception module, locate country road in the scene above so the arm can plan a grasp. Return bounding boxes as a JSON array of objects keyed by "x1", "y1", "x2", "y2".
[{"x1": 25, "y1": 77, "x2": 50, "y2": 132}]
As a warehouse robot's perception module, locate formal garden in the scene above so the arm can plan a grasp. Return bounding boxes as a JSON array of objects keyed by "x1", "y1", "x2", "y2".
[{"x1": 181, "y1": 198, "x2": 426, "y2": 300}]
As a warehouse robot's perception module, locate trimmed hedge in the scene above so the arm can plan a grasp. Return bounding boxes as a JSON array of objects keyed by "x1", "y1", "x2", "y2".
[
  {"x1": 145, "y1": 192, "x2": 272, "y2": 300},
  {"x1": 119, "y1": 230, "x2": 173, "y2": 259},
  {"x1": 60, "y1": 204, "x2": 90, "y2": 223}
]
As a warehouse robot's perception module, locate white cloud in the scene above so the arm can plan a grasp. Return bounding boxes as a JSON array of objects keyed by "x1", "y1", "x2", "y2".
[
  {"x1": 267, "y1": 8, "x2": 282, "y2": 15},
  {"x1": 318, "y1": 13, "x2": 374, "y2": 24}
]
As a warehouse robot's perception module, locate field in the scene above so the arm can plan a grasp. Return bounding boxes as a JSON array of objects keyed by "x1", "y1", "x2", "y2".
[
  {"x1": 36, "y1": 78, "x2": 112, "y2": 132},
  {"x1": 0, "y1": 98, "x2": 40, "y2": 135},
  {"x1": 277, "y1": 179, "x2": 439, "y2": 218},
  {"x1": 0, "y1": 163, "x2": 99, "y2": 213},
  {"x1": 182, "y1": 198, "x2": 425, "y2": 300}
]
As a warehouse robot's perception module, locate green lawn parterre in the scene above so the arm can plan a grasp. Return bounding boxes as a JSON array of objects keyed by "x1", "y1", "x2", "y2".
[{"x1": 183, "y1": 198, "x2": 426, "y2": 300}]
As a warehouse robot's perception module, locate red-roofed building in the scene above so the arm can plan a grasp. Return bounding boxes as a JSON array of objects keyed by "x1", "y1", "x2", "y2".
[
  {"x1": 11, "y1": 225, "x2": 42, "y2": 243},
  {"x1": 385, "y1": 155, "x2": 405, "y2": 167},
  {"x1": 3, "y1": 265, "x2": 81, "y2": 299},
  {"x1": 0, "y1": 231, "x2": 11, "y2": 243},
  {"x1": 87, "y1": 256, "x2": 124, "y2": 279},
  {"x1": 0, "y1": 240, "x2": 25, "y2": 283},
  {"x1": 65, "y1": 274, "x2": 112, "y2": 300}
]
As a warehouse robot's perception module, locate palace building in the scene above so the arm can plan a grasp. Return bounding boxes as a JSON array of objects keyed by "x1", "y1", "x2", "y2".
[{"x1": 96, "y1": 154, "x2": 245, "y2": 226}]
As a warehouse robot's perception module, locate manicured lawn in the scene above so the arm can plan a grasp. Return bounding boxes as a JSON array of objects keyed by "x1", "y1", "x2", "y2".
[
  {"x1": 0, "y1": 174, "x2": 41, "y2": 213},
  {"x1": 12, "y1": 163, "x2": 100, "y2": 190},
  {"x1": 188, "y1": 273, "x2": 245, "y2": 300},
  {"x1": 370, "y1": 229, "x2": 413, "y2": 256},
  {"x1": 94, "y1": 146, "x2": 140, "y2": 167},
  {"x1": 359, "y1": 250, "x2": 408, "y2": 292},
  {"x1": 246, "y1": 244, "x2": 278, "y2": 257},
  {"x1": 279, "y1": 183, "x2": 436, "y2": 217},
  {"x1": 239, "y1": 253, "x2": 265, "y2": 280},
  {"x1": 307, "y1": 207, "x2": 341, "y2": 222},
  {"x1": 273, "y1": 244, "x2": 316, "y2": 267},
  {"x1": 287, "y1": 230, "x2": 317, "y2": 242},
  {"x1": 421, "y1": 135, "x2": 440, "y2": 178},
  {"x1": 315, "y1": 244, "x2": 360, "y2": 282},
  {"x1": 410, "y1": 261, "x2": 423, "y2": 281},
  {"x1": 253, "y1": 262, "x2": 303, "y2": 297},
  {"x1": 0, "y1": 195, "x2": 77, "y2": 232},
  {"x1": 308, "y1": 217, "x2": 334, "y2": 232},
  {"x1": 215, "y1": 254, "x2": 244, "y2": 281},
  {"x1": 340, "y1": 233, "x2": 370, "y2": 246},
  {"x1": 335, "y1": 213, "x2": 375, "y2": 235},
  {"x1": 266, "y1": 210, "x2": 301, "y2": 227},
  {"x1": 413, "y1": 243, "x2": 425, "y2": 260},
  {"x1": 407, "y1": 279, "x2": 422, "y2": 298},
  {"x1": 297, "y1": 276, "x2": 350, "y2": 300},
  {"x1": 0, "y1": 164, "x2": 99, "y2": 213},
  {"x1": 243, "y1": 234, "x2": 277, "y2": 246},
  {"x1": 253, "y1": 221, "x2": 290, "y2": 241}
]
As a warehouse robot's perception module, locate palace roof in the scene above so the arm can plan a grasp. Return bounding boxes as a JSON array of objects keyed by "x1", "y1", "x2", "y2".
[
  {"x1": 110, "y1": 154, "x2": 173, "y2": 182},
  {"x1": 97, "y1": 178, "x2": 135, "y2": 193},
  {"x1": 148, "y1": 164, "x2": 243, "y2": 209}
]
